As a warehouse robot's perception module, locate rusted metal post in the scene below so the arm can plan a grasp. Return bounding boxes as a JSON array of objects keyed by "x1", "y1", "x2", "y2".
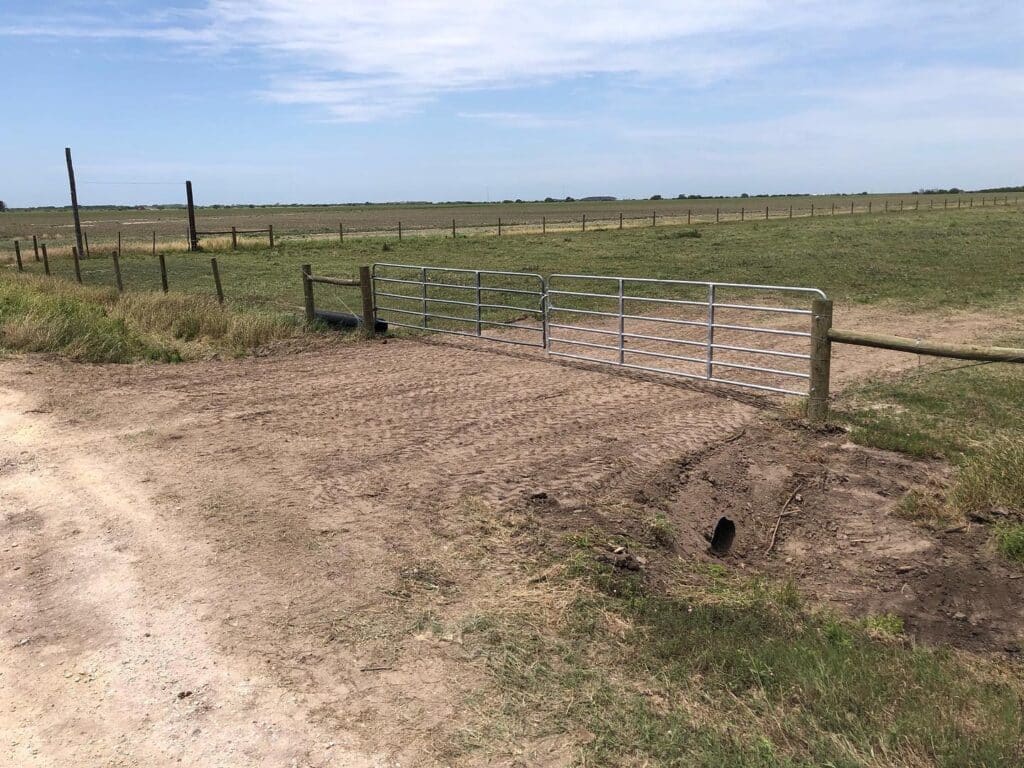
[{"x1": 808, "y1": 298, "x2": 833, "y2": 423}]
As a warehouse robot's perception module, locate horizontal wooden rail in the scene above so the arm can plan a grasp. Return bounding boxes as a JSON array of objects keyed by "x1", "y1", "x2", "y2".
[
  {"x1": 308, "y1": 275, "x2": 361, "y2": 287},
  {"x1": 828, "y1": 328, "x2": 1024, "y2": 363}
]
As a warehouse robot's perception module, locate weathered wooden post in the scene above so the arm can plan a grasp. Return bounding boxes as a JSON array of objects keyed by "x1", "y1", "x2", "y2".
[
  {"x1": 340, "y1": 222, "x2": 345, "y2": 242},
  {"x1": 152, "y1": 230, "x2": 157, "y2": 256},
  {"x1": 268, "y1": 224, "x2": 275, "y2": 248},
  {"x1": 359, "y1": 265, "x2": 375, "y2": 339},
  {"x1": 231, "y1": 226, "x2": 237, "y2": 250},
  {"x1": 811, "y1": 203, "x2": 814, "y2": 217},
  {"x1": 716, "y1": 208, "x2": 720, "y2": 223},
  {"x1": 41, "y1": 244, "x2": 50, "y2": 276},
  {"x1": 158, "y1": 253, "x2": 168, "y2": 292},
  {"x1": 14, "y1": 240, "x2": 23, "y2": 272},
  {"x1": 84, "y1": 231, "x2": 91, "y2": 258},
  {"x1": 808, "y1": 298, "x2": 833, "y2": 423},
  {"x1": 652, "y1": 210, "x2": 656, "y2": 227},
  {"x1": 765, "y1": 205, "x2": 769, "y2": 220},
  {"x1": 66, "y1": 148, "x2": 86, "y2": 260},
  {"x1": 301, "y1": 264, "x2": 315, "y2": 323},
  {"x1": 117, "y1": 231, "x2": 122, "y2": 258},
  {"x1": 185, "y1": 180, "x2": 198, "y2": 252},
  {"x1": 542, "y1": 216, "x2": 546, "y2": 234},
  {"x1": 111, "y1": 250, "x2": 124, "y2": 293},
  {"x1": 582, "y1": 213, "x2": 586, "y2": 232},
  {"x1": 211, "y1": 257, "x2": 224, "y2": 304},
  {"x1": 497, "y1": 217, "x2": 502, "y2": 236},
  {"x1": 32, "y1": 235, "x2": 39, "y2": 261},
  {"x1": 451, "y1": 218, "x2": 456, "y2": 238},
  {"x1": 398, "y1": 221, "x2": 402, "y2": 241},
  {"x1": 619, "y1": 212, "x2": 623, "y2": 229},
  {"x1": 741, "y1": 207, "x2": 745, "y2": 221},
  {"x1": 789, "y1": 205, "x2": 793, "y2": 219}
]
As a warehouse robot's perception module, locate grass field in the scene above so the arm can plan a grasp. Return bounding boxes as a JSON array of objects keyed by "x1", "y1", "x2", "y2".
[{"x1": 2, "y1": 192, "x2": 1018, "y2": 255}]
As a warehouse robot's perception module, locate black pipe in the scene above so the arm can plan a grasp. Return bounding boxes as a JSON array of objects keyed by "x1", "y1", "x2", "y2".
[{"x1": 313, "y1": 309, "x2": 388, "y2": 333}]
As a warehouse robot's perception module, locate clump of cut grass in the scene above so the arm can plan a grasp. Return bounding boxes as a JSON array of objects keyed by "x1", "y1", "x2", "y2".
[{"x1": 0, "y1": 274, "x2": 303, "y2": 362}]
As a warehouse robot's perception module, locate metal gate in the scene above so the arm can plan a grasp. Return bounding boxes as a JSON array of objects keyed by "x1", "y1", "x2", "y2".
[
  {"x1": 372, "y1": 263, "x2": 825, "y2": 396},
  {"x1": 546, "y1": 274, "x2": 825, "y2": 395},
  {"x1": 372, "y1": 263, "x2": 546, "y2": 348}
]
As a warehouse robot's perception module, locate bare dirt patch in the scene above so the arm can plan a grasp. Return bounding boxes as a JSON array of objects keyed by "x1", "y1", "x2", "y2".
[{"x1": 0, "y1": 306, "x2": 1020, "y2": 765}]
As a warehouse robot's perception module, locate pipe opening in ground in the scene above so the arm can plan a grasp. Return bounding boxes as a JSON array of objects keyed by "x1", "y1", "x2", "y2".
[{"x1": 710, "y1": 517, "x2": 735, "y2": 556}]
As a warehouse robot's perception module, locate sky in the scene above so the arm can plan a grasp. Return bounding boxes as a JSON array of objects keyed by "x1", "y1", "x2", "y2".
[{"x1": 1, "y1": 1, "x2": 1022, "y2": 206}]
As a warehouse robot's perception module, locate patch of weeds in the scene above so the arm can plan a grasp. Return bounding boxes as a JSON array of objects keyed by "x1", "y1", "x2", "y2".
[
  {"x1": 658, "y1": 228, "x2": 701, "y2": 239},
  {"x1": 862, "y1": 612, "x2": 905, "y2": 638},
  {"x1": 993, "y1": 523, "x2": 1024, "y2": 564},
  {"x1": 647, "y1": 514, "x2": 676, "y2": 548},
  {"x1": 949, "y1": 437, "x2": 1024, "y2": 518}
]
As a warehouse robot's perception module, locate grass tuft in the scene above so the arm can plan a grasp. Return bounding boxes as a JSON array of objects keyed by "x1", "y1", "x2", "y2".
[{"x1": 993, "y1": 523, "x2": 1024, "y2": 564}]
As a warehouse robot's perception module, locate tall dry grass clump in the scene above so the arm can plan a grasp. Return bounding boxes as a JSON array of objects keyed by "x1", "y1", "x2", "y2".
[{"x1": 0, "y1": 274, "x2": 303, "y2": 362}]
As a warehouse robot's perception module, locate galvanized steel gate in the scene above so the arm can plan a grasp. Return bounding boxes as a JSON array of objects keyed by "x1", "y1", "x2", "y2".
[{"x1": 372, "y1": 262, "x2": 825, "y2": 396}]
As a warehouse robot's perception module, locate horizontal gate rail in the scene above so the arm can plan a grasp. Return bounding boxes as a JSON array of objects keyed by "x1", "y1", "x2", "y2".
[
  {"x1": 372, "y1": 262, "x2": 546, "y2": 348},
  {"x1": 547, "y1": 274, "x2": 825, "y2": 396}
]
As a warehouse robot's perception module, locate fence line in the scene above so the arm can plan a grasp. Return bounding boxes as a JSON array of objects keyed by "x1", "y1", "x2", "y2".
[{"x1": 4, "y1": 196, "x2": 1021, "y2": 261}]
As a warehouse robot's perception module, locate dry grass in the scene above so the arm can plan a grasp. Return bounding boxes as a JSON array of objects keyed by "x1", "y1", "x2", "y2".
[{"x1": 0, "y1": 274, "x2": 304, "y2": 362}]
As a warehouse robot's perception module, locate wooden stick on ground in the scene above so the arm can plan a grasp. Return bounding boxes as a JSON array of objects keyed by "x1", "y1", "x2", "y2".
[{"x1": 766, "y1": 482, "x2": 803, "y2": 554}]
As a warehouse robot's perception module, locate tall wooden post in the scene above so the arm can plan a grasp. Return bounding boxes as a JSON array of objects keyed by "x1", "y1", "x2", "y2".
[
  {"x1": 65, "y1": 148, "x2": 86, "y2": 261},
  {"x1": 72, "y1": 246, "x2": 82, "y2": 284},
  {"x1": 185, "y1": 180, "x2": 198, "y2": 252},
  {"x1": 111, "y1": 250, "x2": 123, "y2": 293},
  {"x1": 41, "y1": 244, "x2": 50, "y2": 276},
  {"x1": 301, "y1": 264, "x2": 315, "y2": 323},
  {"x1": 158, "y1": 253, "x2": 168, "y2": 292},
  {"x1": 359, "y1": 265, "x2": 375, "y2": 338},
  {"x1": 808, "y1": 298, "x2": 833, "y2": 423},
  {"x1": 210, "y1": 257, "x2": 224, "y2": 304},
  {"x1": 14, "y1": 240, "x2": 23, "y2": 272},
  {"x1": 32, "y1": 235, "x2": 39, "y2": 261}
]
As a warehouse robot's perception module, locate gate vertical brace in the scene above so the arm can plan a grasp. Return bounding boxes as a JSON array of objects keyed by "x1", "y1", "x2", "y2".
[
  {"x1": 617, "y1": 278, "x2": 625, "y2": 364},
  {"x1": 705, "y1": 284, "x2": 716, "y2": 380},
  {"x1": 420, "y1": 266, "x2": 428, "y2": 328},
  {"x1": 808, "y1": 298, "x2": 833, "y2": 423},
  {"x1": 475, "y1": 271, "x2": 482, "y2": 336}
]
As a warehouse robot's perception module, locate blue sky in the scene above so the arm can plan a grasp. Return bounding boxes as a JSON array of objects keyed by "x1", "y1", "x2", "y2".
[{"x1": 2, "y1": 1, "x2": 1022, "y2": 206}]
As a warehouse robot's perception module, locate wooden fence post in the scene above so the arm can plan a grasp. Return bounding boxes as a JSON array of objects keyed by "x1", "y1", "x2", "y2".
[
  {"x1": 14, "y1": 240, "x2": 23, "y2": 272},
  {"x1": 186, "y1": 180, "x2": 198, "y2": 252},
  {"x1": 159, "y1": 253, "x2": 168, "y2": 292},
  {"x1": 211, "y1": 258, "x2": 224, "y2": 304},
  {"x1": 231, "y1": 226, "x2": 237, "y2": 250},
  {"x1": 301, "y1": 264, "x2": 314, "y2": 323},
  {"x1": 340, "y1": 222, "x2": 344, "y2": 242},
  {"x1": 542, "y1": 216, "x2": 546, "y2": 234},
  {"x1": 831, "y1": 203, "x2": 835, "y2": 215},
  {"x1": 32, "y1": 235, "x2": 39, "y2": 261},
  {"x1": 111, "y1": 250, "x2": 123, "y2": 293},
  {"x1": 789, "y1": 206, "x2": 793, "y2": 219},
  {"x1": 72, "y1": 246, "x2": 82, "y2": 284},
  {"x1": 497, "y1": 217, "x2": 502, "y2": 236},
  {"x1": 359, "y1": 265, "x2": 375, "y2": 338},
  {"x1": 741, "y1": 207, "x2": 745, "y2": 221},
  {"x1": 652, "y1": 210, "x2": 656, "y2": 227},
  {"x1": 811, "y1": 204, "x2": 814, "y2": 217},
  {"x1": 765, "y1": 205, "x2": 769, "y2": 220},
  {"x1": 582, "y1": 213, "x2": 586, "y2": 232},
  {"x1": 268, "y1": 225, "x2": 274, "y2": 248},
  {"x1": 716, "y1": 208, "x2": 720, "y2": 223},
  {"x1": 868, "y1": 202, "x2": 872, "y2": 213},
  {"x1": 619, "y1": 212, "x2": 623, "y2": 229},
  {"x1": 117, "y1": 231, "x2": 122, "y2": 258},
  {"x1": 84, "y1": 231, "x2": 91, "y2": 258},
  {"x1": 398, "y1": 221, "x2": 402, "y2": 240},
  {"x1": 152, "y1": 230, "x2": 157, "y2": 256},
  {"x1": 808, "y1": 298, "x2": 833, "y2": 423},
  {"x1": 41, "y1": 244, "x2": 50, "y2": 276},
  {"x1": 451, "y1": 218, "x2": 456, "y2": 238}
]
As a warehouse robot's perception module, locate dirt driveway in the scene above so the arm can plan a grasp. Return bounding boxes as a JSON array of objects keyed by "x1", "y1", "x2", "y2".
[{"x1": 1, "y1": 306, "x2": 1019, "y2": 767}]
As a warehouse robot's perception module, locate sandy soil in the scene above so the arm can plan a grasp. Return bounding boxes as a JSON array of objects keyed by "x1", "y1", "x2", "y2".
[{"x1": 0, "y1": 305, "x2": 1019, "y2": 766}]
